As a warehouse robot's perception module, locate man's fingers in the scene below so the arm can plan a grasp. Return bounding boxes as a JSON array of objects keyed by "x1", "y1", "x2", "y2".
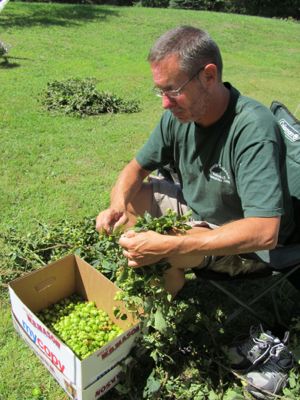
[
  {"x1": 122, "y1": 249, "x2": 144, "y2": 267},
  {"x1": 96, "y1": 211, "x2": 113, "y2": 233},
  {"x1": 113, "y1": 213, "x2": 128, "y2": 231},
  {"x1": 96, "y1": 220, "x2": 109, "y2": 234},
  {"x1": 127, "y1": 259, "x2": 140, "y2": 268},
  {"x1": 122, "y1": 249, "x2": 141, "y2": 260},
  {"x1": 119, "y1": 230, "x2": 136, "y2": 247},
  {"x1": 120, "y1": 230, "x2": 136, "y2": 239},
  {"x1": 97, "y1": 220, "x2": 112, "y2": 234},
  {"x1": 96, "y1": 209, "x2": 128, "y2": 235},
  {"x1": 123, "y1": 249, "x2": 131, "y2": 258}
]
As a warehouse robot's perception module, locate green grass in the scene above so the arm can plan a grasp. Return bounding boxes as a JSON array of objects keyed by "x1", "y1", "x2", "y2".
[
  {"x1": 0, "y1": 2, "x2": 299, "y2": 234},
  {"x1": 0, "y1": 3, "x2": 300, "y2": 399}
]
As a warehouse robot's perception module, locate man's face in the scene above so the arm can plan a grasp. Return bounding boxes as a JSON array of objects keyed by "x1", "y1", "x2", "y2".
[{"x1": 151, "y1": 54, "x2": 211, "y2": 125}]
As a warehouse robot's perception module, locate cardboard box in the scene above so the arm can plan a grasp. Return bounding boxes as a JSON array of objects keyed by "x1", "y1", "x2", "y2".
[
  {"x1": 9, "y1": 254, "x2": 140, "y2": 399},
  {"x1": 12, "y1": 313, "x2": 131, "y2": 400}
]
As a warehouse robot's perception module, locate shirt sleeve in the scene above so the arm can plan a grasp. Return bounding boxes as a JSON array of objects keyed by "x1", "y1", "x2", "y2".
[
  {"x1": 234, "y1": 117, "x2": 284, "y2": 218},
  {"x1": 135, "y1": 111, "x2": 174, "y2": 171}
]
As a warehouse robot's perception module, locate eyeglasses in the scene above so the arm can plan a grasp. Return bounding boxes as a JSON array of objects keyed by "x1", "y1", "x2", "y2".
[{"x1": 153, "y1": 65, "x2": 205, "y2": 99}]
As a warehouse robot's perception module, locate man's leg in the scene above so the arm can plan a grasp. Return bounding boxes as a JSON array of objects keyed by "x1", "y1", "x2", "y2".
[
  {"x1": 164, "y1": 252, "x2": 206, "y2": 296},
  {"x1": 126, "y1": 176, "x2": 189, "y2": 225},
  {"x1": 125, "y1": 181, "x2": 154, "y2": 227}
]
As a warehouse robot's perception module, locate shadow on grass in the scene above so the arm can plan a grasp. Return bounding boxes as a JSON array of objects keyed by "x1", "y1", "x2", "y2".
[
  {"x1": 0, "y1": 54, "x2": 34, "y2": 68},
  {"x1": 0, "y1": 3, "x2": 119, "y2": 29},
  {"x1": 0, "y1": 59, "x2": 20, "y2": 69}
]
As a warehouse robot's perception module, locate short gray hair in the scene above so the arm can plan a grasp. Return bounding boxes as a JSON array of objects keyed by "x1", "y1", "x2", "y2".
[{"x1": 148, "y1": 26, "x2": 223, "y2": 79}]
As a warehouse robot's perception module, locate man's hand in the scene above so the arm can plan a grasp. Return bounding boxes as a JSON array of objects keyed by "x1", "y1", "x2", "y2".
[
  {"x1": 119, "y1": 230, "x2": 169, "y2": 267},
  {"x1": 95, "y1": 159, "x2": 151, "y2": 235},
  {"x1": 96, "y1": 208, "x2": 128, "y2": 234},
  {"x1": 119, "y1": 229, "x2": 203, "y2": 270}
]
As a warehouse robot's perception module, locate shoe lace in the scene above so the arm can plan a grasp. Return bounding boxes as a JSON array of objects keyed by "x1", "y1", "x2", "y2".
[
  {"x1": 259, "y1": 344, "x2": 293, "y2": 375},
  {"x1": 249, "y1": 324, "x2": 273, "y2": 341},
  {"x1": 231, "y1": 324, "x2": 263, "y2": 347},
  {"x1": 241, "y1": 325, "x2": 271, "y2": 353},
  {"x1": 239, "y1": 335, "x2": 266, "y2": 357}
]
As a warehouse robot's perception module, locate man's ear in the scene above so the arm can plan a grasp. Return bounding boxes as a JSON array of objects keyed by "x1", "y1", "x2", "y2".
[{"x1": 202, "y1": 63, "x2": 218, "y2": 84}]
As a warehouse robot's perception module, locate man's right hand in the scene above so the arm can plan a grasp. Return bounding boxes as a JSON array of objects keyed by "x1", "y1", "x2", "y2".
[
  {"x1": 95, "y1": 159, "x2": 151, "y2": 234},
  {"x1": 96, "y1": 208, "x2": 128, "y2": 234}
]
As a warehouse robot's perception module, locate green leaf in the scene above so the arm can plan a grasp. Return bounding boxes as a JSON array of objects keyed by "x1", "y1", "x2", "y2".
[
  {"x1": 143, "y1": 370, "x2": 161, "y2": 397},
  {"x1": 208, "y1": 391, "x2": 219, "y2": 400},
  {"x1": 288, "y1": 371, "x2": 297, "y2": 389},
  {"x1": 154, "y1": 307, "x2": 168, "y2": 333},
  {"x1": 167, "y1": 293, "x2": 172, "y2": 302},
  {"x1": 223, "y1": 388, "x2": 245, "y2": 400}
]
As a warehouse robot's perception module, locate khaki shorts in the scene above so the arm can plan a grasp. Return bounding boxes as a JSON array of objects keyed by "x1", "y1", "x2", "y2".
[
  {"x1": 149, "y1": 176, "x2": 269, "y2": 276},
  {"x1": 149, "y1": 175, "x2": 189, "y2": 217}
]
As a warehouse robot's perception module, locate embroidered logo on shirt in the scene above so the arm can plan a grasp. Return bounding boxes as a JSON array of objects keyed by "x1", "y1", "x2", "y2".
[
  {"x1": 209, "y1": 163, "x2": 231, "y2": 184},
  {"x1": 279, "y1": 119, "x2": 300, "y2": 142}
]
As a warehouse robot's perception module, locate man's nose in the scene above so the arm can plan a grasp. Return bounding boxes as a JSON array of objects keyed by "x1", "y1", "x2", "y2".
[{"x1": 162, "y1": 94, "x2": 176, "y2": 109}]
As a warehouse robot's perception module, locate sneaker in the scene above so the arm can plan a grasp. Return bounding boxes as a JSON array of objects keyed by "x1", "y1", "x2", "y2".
[
  {"x1": 227, "y1": 324, "x2": 280, "y2": 371},
  {"x1": 245, "y1": 342, "x2": 294, "y2": 399}
]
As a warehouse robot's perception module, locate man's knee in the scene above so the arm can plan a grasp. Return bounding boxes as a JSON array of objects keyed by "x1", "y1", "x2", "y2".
[
  {"x1": 148, "y1": 176, "x2": 188, "y2": 217},
  {"x1": 129, "y1": 177, "x2": 188, "y2": 218}
]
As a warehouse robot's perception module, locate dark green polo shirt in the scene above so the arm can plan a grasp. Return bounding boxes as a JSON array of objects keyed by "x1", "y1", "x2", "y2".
[{"x1": 136, "y1": 83, "x2": 295, "y2": 244}]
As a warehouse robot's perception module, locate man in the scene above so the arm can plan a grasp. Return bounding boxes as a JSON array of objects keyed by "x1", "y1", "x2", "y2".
[{"x1": 96, "y1": 26, "x2": 295, "y2": 296}]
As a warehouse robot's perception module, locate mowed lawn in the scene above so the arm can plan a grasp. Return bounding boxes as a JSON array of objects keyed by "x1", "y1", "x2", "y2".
[
  {"x1": 0, "y1": 2, "x2": 299, "y2": 234},
  {"x1": 0, "y1": 3, "x2": 299, "y2": 399}
]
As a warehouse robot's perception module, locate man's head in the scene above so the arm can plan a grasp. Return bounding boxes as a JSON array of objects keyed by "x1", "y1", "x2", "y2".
[
  {"x1": 148, "y1": 26, "x2": 223, "y2": 80},
  {"x1": 148, "y1": 26, "x2": 227, "y2": 126}
]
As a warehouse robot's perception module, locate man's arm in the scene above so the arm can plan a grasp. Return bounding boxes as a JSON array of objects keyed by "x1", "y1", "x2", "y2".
[
  {"x1": 174, "y1": 216, "x2": 279, "y2": 255},
  {"x1": 96, "y1": 159, "x2": 151, "y2": 233},
  {"x1": 119, "y1": 216, "x2": 280, "y2": 268}
]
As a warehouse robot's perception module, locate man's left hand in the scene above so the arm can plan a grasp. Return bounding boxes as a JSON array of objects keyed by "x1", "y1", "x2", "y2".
[{"x1": 119, "y1": 230, "x2": 168, "y2": 267}]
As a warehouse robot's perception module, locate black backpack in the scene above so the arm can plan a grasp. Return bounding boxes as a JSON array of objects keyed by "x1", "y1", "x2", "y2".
[{"x1": 270, "y1": 101, "x2": 300, "y2": 230}]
